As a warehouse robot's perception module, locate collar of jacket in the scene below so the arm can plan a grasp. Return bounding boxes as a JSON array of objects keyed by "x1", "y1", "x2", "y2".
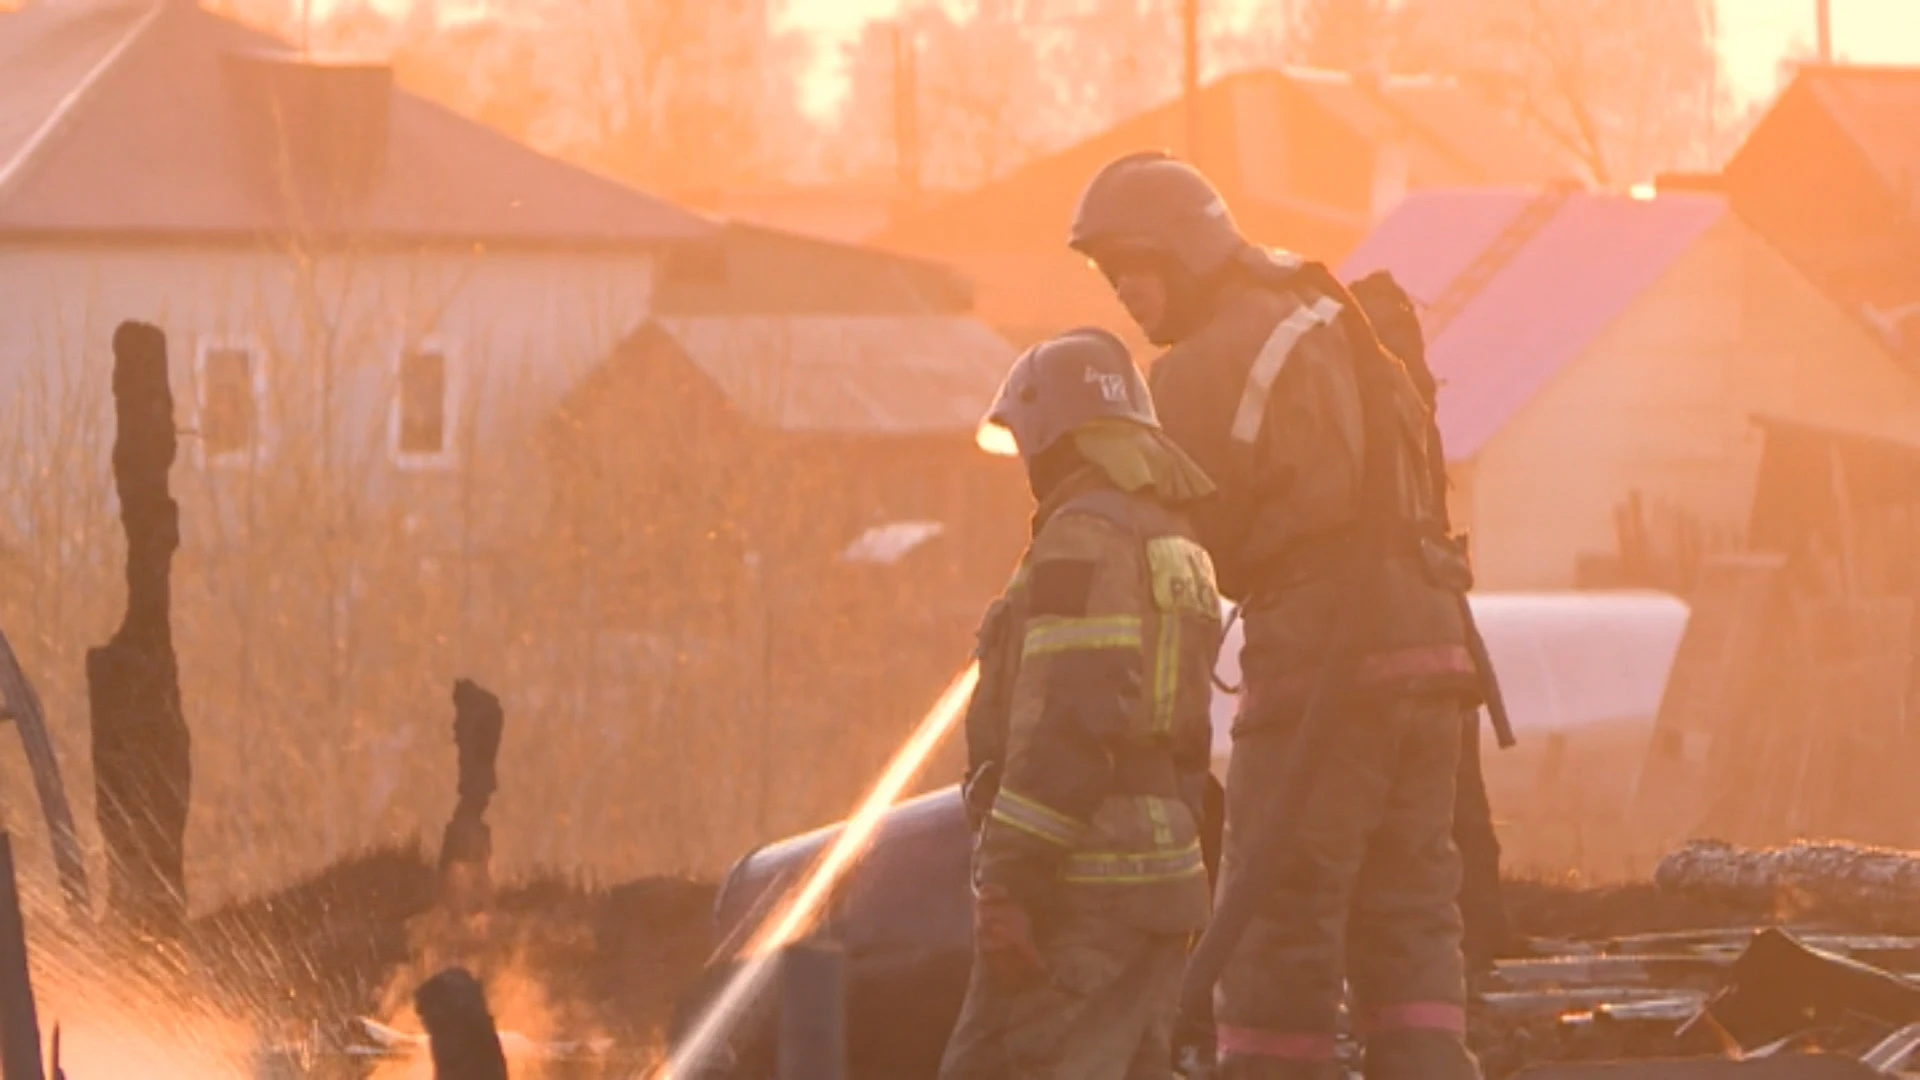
[{"x1": 1027, "y1": 422, "x2": 1217, "y2": 536}]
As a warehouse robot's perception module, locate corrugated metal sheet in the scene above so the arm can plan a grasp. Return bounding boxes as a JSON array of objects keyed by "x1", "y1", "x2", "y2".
[
  {"x1": 0, "y1": 1, "x2": 711, "y2": 246},
  {"x1": 659, "y1": 315, "x2": 1016, "y2": 436},
  {"x1": 1340, "y1": 190, "x2": 1725, "y2": 461}
]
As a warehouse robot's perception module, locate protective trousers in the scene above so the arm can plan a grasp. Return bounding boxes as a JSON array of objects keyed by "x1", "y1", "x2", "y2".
[
  {"x1": 938, "y1": 909, "x2": 1188, "y2": 1080},
  {"x1": 1454, "y1": 711, "x2": 1509, "y2": 973},
  {"x1": 1215, "y1": 688, "x2": 1483, "y2": 1080}
]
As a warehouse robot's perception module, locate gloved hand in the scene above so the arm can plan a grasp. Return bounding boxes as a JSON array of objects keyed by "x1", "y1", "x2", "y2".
[
  {"x1": 962, "y1": 761, "x2": 1001, "y2": 832},
  {"x1": 973, "y1": 883, "x2": 1046, "y2": 988},
  {"x1": 1172, "y1": 1007, "x2": 1218, "y2": 1079}
]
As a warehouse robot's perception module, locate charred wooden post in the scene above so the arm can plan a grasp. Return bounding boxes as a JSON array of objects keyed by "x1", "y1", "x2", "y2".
[
  {"x1": 439, "y1": 679, "x2": 504, "y2": 915},
  {"x1": 88, "y1": 321, "x2": 191, "y2": 943},
  {"x1": 778, "y1": 941, "x2": 848, "y2": 1080},
  {"x1": 414, "y1": 966, "x2": 508, "y2": 1080},
  {"x1": 0, "y1": 834, "x2": 47, "y2": 1080}
]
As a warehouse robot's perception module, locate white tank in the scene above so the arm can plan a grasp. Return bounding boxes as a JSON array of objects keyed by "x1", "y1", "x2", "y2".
[{"x1": 1207, "y1": 591, "x2": 1691, "y2": 778}]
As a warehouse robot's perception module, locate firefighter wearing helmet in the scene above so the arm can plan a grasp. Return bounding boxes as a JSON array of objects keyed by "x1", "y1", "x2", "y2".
[
  {"x1": 938, "y1": 327, "x2": 1223, "y2": 1080},
  {"x1": 1071, "y1": 151, "x2": 1486, "y2": 1080}
]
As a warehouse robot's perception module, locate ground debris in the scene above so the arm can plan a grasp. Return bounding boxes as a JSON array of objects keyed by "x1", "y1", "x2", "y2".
[{"x1": 1658, "y1": 839, "x2": 1920, "y2": 923}]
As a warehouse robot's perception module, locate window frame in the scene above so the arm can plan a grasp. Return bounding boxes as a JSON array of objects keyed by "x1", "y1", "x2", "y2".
[
  {"x1": 192, "y1": 333, "x2": 268, "y2": 469},
  {"x1": 389, "y1": 334, "x2": 461, "y2": 471}
]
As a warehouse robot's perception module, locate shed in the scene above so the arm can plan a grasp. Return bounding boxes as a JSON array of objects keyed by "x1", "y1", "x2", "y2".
[
  {"x1": 1340, "y1": 187, "x2": 1920, "y2": 591},
  {"x1": 543, "y1": 243, "x2": 1030, "y2": 844},
  {"x1": 870, "y1": 67, "x2": 1574, "y2": 347}
]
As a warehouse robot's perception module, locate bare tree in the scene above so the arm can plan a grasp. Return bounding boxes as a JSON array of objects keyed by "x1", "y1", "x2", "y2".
[{"x1": 1392, "y1": 0, "x2": 1724, "y2": 186}]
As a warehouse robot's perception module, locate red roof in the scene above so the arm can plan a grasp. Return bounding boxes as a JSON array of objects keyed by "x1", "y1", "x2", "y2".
[
  {"x1": 1340, "y1": 190, "x2": 1725, "y2": 461},
  {"x1": 0, "y1": 1, "x2": 711, "y2": 247}
]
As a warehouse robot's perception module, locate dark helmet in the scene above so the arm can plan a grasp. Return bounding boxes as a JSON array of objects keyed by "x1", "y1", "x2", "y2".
[
  {"x1": 1069, "y1": 150, "x2": 1248, "y2": 278},
  {"x1": 977, "y1": 327, "x2": 1156, "y2": 461}
]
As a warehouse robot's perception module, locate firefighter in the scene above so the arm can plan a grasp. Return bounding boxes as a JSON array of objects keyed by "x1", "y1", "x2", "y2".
[
  {"x1": 1348, "y1": 269, "x2": 1514, "y2": 977},
  {"x1": 940, "y1": 327, "x2": 1223, "y2": 1080},
  {"x1": 1069, "y1": 151, "x2": 1485, "y2": 1080}
]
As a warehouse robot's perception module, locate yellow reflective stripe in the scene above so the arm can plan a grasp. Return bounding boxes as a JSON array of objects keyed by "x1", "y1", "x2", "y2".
[
  {"x1": 1231, "y1": 295, "x2": 1343, "y2": 446},
  {"x1": 1144, "y1": 795, "x2": 1174, "y2": 847},
  {"x1": 989, "y1": 789, "x2": 1088, "y2": 847},
  {"x1": 1062, "y1": 841, "x2": 1206, "y2": 884},
  {"x1": 1152, "y1": 615, "x2": 1180, "y2": 735},
  {"x1": 1021, "y1": 615, "x2": 1143, "y2": 658}
]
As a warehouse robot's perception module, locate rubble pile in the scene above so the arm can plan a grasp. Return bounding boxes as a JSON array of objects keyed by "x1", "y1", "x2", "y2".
[{"x1": 1469, "y1": 850, "x2": 1920, "y2": 1078}]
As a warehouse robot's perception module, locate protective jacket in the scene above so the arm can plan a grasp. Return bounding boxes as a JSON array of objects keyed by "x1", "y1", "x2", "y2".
[
  {"x1": 962, "y1": 464, "x2": 1220, "y2": 935},
  {"x1": 1148, "y1": 254, "x2": 1479, "y2": 711}
]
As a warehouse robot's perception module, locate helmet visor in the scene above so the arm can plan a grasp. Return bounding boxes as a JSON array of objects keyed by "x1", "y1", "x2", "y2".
[{"x1": 975, "y1": 416, "x2": 1020, "y2": 457}]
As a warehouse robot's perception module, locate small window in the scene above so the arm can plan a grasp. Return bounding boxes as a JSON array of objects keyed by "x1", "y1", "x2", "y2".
[
  {"x1": 199, "y1": 342, "x2": 259, "y2": 461},
  {"x1": 398, "y1": 347, "x2": 447, "y2": 455},
  {"x1": 392, "y1": 340, "x2": 456, "y2": 467}
]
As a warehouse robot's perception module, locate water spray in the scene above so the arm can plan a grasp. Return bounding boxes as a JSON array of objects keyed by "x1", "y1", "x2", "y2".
[{"x1": 655, "y1": 659, "x2": 981, "y2": 1079}]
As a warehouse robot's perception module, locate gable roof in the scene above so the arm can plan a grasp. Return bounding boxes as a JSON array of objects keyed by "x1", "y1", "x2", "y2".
[
  {"x1": 0, "y1": 0, "x2": 711, "y2": 248},
  {"x1": 1792, "y1": 65, "x2": 1920, "y2": 212},
  {"x1": 653, "y1": 222, "x2": 976, "y2": 317},
  {"x1": 1722, "y1": 65, "x2": 1920, "y2": 364},
  {"x1": 873, "y1": 67, "x2": 1573, "y2": 259},
  {"x1": 1339, "y1": 189, "x2": 1725, "y2": 461},
  {"x1": 654, "y1": 315, "x2": 1015, "y2": 436}
]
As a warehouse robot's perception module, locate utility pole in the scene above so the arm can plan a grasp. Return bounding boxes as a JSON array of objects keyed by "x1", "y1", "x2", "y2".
[
  {"x1": 1816, "y1": 0, "x2": 1832, "y2": 63},
  {"x1": 890, "y1": 22, "x2": 922, "y2": 208},
  {"x1": 1182, "y1": 0, "x2": 1201, "y2": 165}
]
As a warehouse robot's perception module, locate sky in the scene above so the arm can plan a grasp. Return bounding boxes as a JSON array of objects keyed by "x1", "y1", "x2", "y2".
[{"x1": 776, "y1": 0, "x2": 1920, "y2": 118}]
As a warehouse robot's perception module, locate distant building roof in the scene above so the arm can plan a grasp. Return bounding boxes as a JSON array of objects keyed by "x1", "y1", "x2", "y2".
[
  {"x1": 656, "y1": 314, "x2": 1015, "y2": 437},
  {"x1": 867, "y1": 67, "x2": 1573, "y2": 345},
  {"x1": 672, "y1": 183, "x2": 954, "y2": 246},
  {"x1": 875, "y1": 67, "x2": 1574, "y2": 259},
  {"x1": 653, "y1": 222, "x2": 975, "y2": 317},
  {"x1": 1723, "y1": 64, "x2": 1920, "y2": 365},
  {"x1": 0, "y1": 0, "x2": 711, "y2": 247},
  {"x1": 1792, "y1": 65, "x2": 1920, "y2": 211},
  {"x1": 1340, "y1": 189, "x2": 1725, "y2": 461}
]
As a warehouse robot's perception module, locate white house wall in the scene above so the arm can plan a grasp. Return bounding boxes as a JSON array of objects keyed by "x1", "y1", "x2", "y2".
[{"x1": 0, "y1": 242, "x2": 654, "y2": 542}]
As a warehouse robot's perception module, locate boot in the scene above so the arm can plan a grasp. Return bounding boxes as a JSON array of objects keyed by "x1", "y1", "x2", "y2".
[{"x1": 1361, "y1": 1031, "x2": 1482, "y2": 1080}]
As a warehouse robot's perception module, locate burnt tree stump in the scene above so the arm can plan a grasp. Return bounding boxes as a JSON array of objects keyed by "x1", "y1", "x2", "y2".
[
  {"x1": 439, "y1": 679, "x2": 504, "y2": 915},
  {"x1": 415, "y1": 967, "x2": 508, "y2": 1080},
  {"x1": 88, "y1": 321, "x2": 191, "y2": 943}
]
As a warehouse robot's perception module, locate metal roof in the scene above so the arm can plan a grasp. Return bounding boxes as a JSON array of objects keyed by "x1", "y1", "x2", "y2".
[
  {"x1": 658, "y1": 315, "x2": 1016, "y2": 437},
  {"x1": 0, "y1": 0, "x2": 712, "y2": 247},
  {"x1": 0, "y1": 1, "x2": 150, "y2": 192},
  {"x1": 1340, "y1": 189, "x2": 1726, "y2": 461},
  {"x1": 1800, "y1": 65, "x2": 1920, "y2": 215}
]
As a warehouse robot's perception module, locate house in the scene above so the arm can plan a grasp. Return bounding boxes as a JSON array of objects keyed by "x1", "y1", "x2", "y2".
[
  {"x1": 541, "y1": 220, "x2": 1029, "y2": 851},
  {"x1": 0, "y1": 0, "x2": 710, "y2": 524},
  {"x1": 869, "y1": 67, "x2": 1575, "y2": 348},
  {"x1": 1339, "y1": 187, "x2": 1920, "y2": 592},
  {"x1": 1720, "y1": 64, "x2": 1920, "y2": 368}
]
